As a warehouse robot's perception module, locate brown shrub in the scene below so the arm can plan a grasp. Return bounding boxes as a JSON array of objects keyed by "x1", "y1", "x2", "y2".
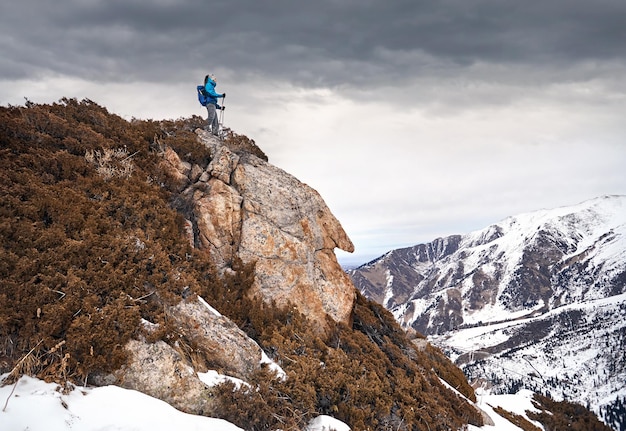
[
  {"x1": 0, "y1": 100, "x2": 204, "y2": 383},
  {"x1": 2, "y1": 99, "x2": 486, "y2": 431},
  {"x1": 222, "y1": 128, "x2": 268, "y2": 161},
  {"x1": 528, "y1": 394, "x2": 613, "y2": 431},
  {"x1": 493, "y1": 406, "x2": 542, "y2": 431},
  {"x1": 203, "y1": 279, "x2": 484, "y2": 430}
]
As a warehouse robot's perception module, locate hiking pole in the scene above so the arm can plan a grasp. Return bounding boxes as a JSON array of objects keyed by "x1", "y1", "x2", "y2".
[{"x1": 219, "y1": 94, "x2": 226, "y2": 131}]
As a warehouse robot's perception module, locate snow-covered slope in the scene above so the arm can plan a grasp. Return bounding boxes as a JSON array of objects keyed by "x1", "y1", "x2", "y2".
[
  {"x1": 434, "y1": 292, "x2": 626, "y2": 430},
  {"x1": 351, "y1": 195, "x2": 626, "y2": 333},
  {"x1": 349, "y1": 195, "x2": 626, "y2": 429}
]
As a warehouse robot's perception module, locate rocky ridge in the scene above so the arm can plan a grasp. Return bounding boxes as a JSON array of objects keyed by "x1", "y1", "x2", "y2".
[{"x1": 349, "y1": 195, "x2": 625, "y2": 334}]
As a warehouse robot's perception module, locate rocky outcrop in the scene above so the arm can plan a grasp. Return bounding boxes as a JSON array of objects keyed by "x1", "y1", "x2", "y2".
[
  {"x1": 167, "y1": 130, "x2": 356, "y2": 328},
  {"x1": 118, "y1": 130, "x2": 357, "y2": 413},
  {"x1": 94, "y1": 296, "x2": 269, "y2": 415}
]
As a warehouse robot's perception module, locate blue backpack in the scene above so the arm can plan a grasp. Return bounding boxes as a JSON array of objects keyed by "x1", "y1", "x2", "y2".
[{"x1": 197, "y1": 85, "x2": 209, "y2": 106}]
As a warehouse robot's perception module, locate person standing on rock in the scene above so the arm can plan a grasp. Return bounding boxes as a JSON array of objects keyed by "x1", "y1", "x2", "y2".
[{"x1": 203, "y1": 74, "x2": 225, "y2": 136}]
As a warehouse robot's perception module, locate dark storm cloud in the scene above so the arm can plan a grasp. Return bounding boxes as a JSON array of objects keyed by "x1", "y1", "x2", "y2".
[{"x1": 1, "y1": 0, "x2": 625, "y2": 86}]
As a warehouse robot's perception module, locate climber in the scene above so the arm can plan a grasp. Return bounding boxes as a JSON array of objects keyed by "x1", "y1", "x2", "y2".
[{"x1": 201, "y1": 74, "x2": 225, "y2": 136}]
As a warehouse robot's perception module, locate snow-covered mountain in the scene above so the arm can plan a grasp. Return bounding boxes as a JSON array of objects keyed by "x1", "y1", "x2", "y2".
[{"x1": 349, "y1": 195, "x2": 626, "y2": 430}]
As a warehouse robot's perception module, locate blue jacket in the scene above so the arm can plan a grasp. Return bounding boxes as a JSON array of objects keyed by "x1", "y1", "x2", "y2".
[{"x1": 204, "y1": 78, "x2": 224, "y2": 106}]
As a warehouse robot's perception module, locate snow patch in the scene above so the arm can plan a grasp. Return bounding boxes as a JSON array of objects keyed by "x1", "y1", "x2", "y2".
[
  {"x1": 260, "y1": 350, "x2": 287, "y2": 381},
  {"x1": 305, "y1": 414, "x2": 351, "y2": 431},
  {"x1": 0, "y1": 375, "x2": 354, "y2": 431},
  {"x1": 468, "y1": 389, "x2": 544, "y2": 431},
  {"x1": 198, "y1": 296, "x2": 222, "y2": 317},
  {"x1": 0, "y1": 375, "x2": 243, "y2": 431},
  {"x1": 383, "y1": 270, "x2": 394, "y2": 308},
  {"x1": 197, "y1": 370, "x2": 250, "y2": 390},
  {"x1": 140, "y1": 318, "x2": 159, "y2": 331}
]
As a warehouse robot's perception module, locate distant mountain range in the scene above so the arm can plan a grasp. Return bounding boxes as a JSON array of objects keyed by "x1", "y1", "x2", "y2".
[{"x1": 348, "y1": 195, "x2": 626, "y2": 430}]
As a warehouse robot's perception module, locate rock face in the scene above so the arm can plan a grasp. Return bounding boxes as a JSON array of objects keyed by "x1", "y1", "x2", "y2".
[
  {"x1": 168, "y1": 298, "x2": 265, "y2": 380},
  {"x1": 111, "y1": 339, "x2": 212, "y2": 415},
  {"x1": 168, "y1": 130, "x2": 356, "y2": 328}
]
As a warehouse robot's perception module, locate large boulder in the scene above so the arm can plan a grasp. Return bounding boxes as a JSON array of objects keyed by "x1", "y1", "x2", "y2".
[
  {"x1": 232, "y1": 153, "x2": 355, "y2": 326},
  {"x1": 168, "y1": 131, "x2": 356, "y2": 329},
  {"x1": 113, "y1": 338, "x2": 212, "y2": 415},
  {"x1": 168, "y1": 298, "x2": 265, "y2": 380}
]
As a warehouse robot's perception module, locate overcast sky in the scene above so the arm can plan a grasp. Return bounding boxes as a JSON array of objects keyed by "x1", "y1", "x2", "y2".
[{"x1": 1, "y1": 0, "x2": 625, "y2": 266}]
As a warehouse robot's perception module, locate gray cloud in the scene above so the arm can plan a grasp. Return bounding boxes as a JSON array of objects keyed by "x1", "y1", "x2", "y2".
[{"x1": 3, "y1": 0, "x2": 625, "y2": 87}]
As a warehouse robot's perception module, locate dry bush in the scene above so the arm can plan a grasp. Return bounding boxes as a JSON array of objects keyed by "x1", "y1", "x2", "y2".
[
  {"x1": 155, "y1": 117, "x2": 212, "y2": 167},
  {"x1": 527, "y1": 394, "x2": 613, "y2": 431},
  {"x1": 421, "y1": 343, "x2": 477, "y2": 402},
  {"x1": 212, "y1": 370, "x2": 303, "y2": 431},
  {"x1": 492, "y1": 406, "x2": 542, "y2": 431},
  {"x1": 200, "y1": 268, "x2": 484, "y2": 431},
  {"x1": 85, "y1": 147, "x2": 135, "y2": 180},
  {"x1": 222, "y1": 128, "x2": 268, "y2": 161}
]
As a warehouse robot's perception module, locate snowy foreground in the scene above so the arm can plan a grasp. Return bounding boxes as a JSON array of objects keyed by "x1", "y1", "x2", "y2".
[
  {"x1": 0, "y1": 375, "x2": 350, "y2": 431},
  {"x1": 0, "y1": 374, "x2": 545, "y2": 430}
]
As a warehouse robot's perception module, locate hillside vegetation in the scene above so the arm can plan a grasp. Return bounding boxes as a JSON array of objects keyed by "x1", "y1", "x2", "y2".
[
  {"x1": 0, "y1": 99, "x2": 484, "y2": 430},
  {"x1": 0, "y1": 99, "x2": 615, "y2": 431}
]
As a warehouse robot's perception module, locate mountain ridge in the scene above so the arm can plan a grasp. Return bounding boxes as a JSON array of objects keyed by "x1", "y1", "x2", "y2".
[{"x1": 348, "y1": 194, "x2": 626, "y2": 429}]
